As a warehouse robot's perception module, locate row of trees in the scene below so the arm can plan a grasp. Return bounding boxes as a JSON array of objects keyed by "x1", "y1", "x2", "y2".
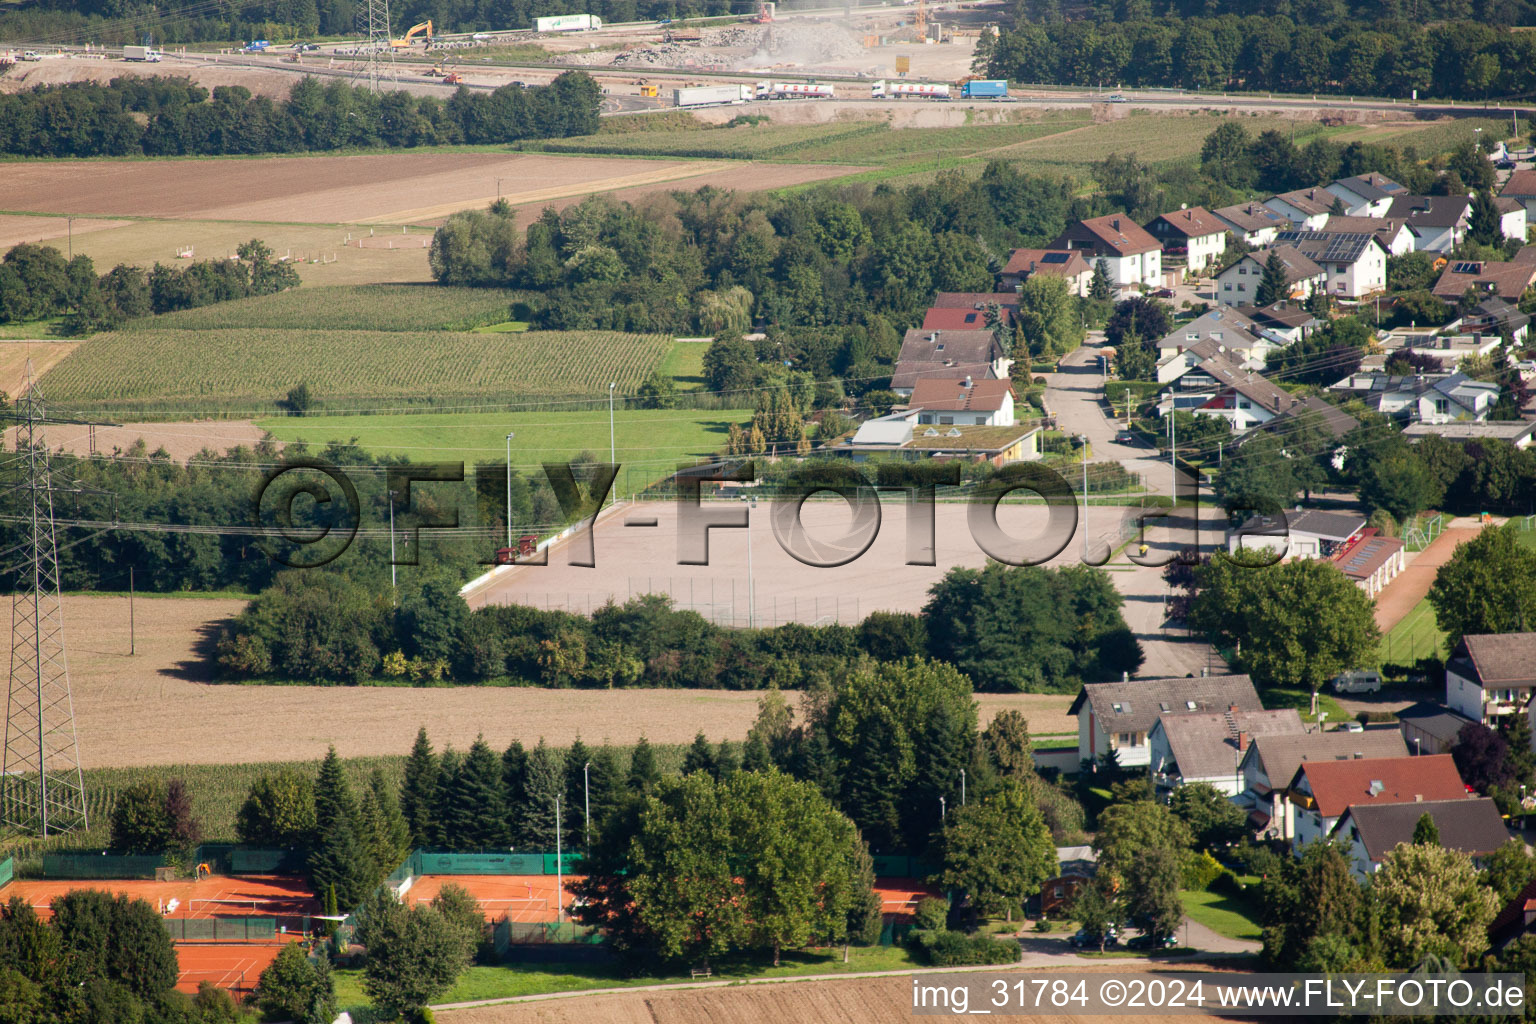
[
  {"x1": 979, "y1": 15, "x2": 1536, "y2": 101},
  {"x1": 0, "y1": 73, "x2": 601, "y2": 158},
  {"x1": 0, "y1": 239, "x2": 299, "y2": 332},
  {"x1": 216, "y1": 563, "x2": 1142, "y2": 692}
]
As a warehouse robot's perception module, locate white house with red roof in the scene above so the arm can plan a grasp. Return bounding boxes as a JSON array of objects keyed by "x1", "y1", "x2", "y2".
[
  {"x1": 1050, "y1": 215, "x2": 1163, "y2": 289},
  {"x1": 906, "y1": 377, "x2": 1016, "y2": 427}
]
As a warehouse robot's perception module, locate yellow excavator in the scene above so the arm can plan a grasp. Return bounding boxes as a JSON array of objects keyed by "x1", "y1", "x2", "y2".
[{"x1": 390, "y1": 20, "x2": 432, "y2": 47}]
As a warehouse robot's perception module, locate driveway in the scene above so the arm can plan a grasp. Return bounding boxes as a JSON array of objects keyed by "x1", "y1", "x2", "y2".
[{"x1": 1044, "y1": 344, "x2": 1174, "y2": 497}]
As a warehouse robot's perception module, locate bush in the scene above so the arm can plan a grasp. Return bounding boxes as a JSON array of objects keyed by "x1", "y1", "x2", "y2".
[
  {"x1": 1209, "y1": 869, "x2": 1245, "y2": 898},
  {"x1": 1183, "y1": 849, "x2": 1224, "y2": 891},
  {"x1": 909, "y1": 929, "x2": 1021, "y2": 966},
  {"x1": 1033, "y1": 918, "x2": 1053, "y2": 933},
  {"x1": 914, "y1": 896, "x2": 949, "y2": 932},
  {"x1": 1356, "y1": 710, "x2": 1398, "y2": 724}
]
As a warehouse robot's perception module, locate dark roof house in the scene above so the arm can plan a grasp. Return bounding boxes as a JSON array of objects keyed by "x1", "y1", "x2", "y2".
[
  {"x1": 1331, "y1": 797, "x2": 1508, "y2": 870},
  {"x1": 1069, "y1": 674, "x2": 1263, "y2": 738},
  {"x1": 891, "y1": 329, "x2": 1006, "y2": 392}
]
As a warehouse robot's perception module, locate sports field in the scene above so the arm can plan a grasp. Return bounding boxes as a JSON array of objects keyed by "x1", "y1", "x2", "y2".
[{"x1": 409, "y1": 874, "x2": 578, "y2": 923}]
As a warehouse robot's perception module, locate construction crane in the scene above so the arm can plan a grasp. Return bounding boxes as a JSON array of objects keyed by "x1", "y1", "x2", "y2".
[
  {"x1": 914, "y1": 0, "x2": 926, "y2": 39},
  {"x1": 390, "y1": 20, "x2": 432, "y2": 47}
]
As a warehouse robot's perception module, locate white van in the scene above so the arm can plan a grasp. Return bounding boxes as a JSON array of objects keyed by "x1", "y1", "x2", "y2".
[{"x1": 1331, "y1": 670, "x2": 1382, "y2": 694}]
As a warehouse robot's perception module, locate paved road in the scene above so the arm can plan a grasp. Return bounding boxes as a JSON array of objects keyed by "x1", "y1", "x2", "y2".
[{"x1": 1045, "y1": 345, "x2": 1176, "y2": 498}]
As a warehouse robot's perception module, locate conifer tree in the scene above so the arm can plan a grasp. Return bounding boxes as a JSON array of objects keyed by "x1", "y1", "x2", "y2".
[
  {"x1": 628, "y1": 736, "x2": 660, "y2": 794},
  {"x1": 517, "y1": 739, "x2": 566, "y2": 849},
  {"x1": 401, "y1": 727, "x2": 438, "y2": 849}
]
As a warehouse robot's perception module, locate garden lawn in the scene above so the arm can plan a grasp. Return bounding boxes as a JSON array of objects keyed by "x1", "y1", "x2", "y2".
[{"x1": 1179, "y1": 889, "x2": 1262, "y2": 944}]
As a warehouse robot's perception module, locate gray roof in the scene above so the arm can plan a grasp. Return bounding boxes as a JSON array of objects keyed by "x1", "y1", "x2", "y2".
[
  {"x1": 1234, "y1": 245, "x2": 1324, "y2": 286},
  {"x1": 1454, "y1": 633, "x2": 1536, "y2": 688},
  {"x1": 1243, "y1": 729, "x2": 1408, "y2": 791},
  {"x1": 1238, "y1": 301, "x2": 1319, "y2": 331},
  {"x1": 1395, "y1": 701, "x2": 1478, "y2": 746},
  {"x1": 1336, "y1": 798, "x2": 1509, "y2": 862},
  {"x1": 1157, "y1": 307, "x2": 1264, "y2": 352},
  {"x1": 1234, "y1": 508, "x2": 1365, "y2": 542},
  {"x1": 1403, "y1": 420, "x2": 1536, "y2": 444},
  {"x1": 1275, "y1": 229, "x2": 1384, "y2": 265},
  {"x1": 1214, "y1": 202, "x2": 1290, "y2": 234},
  {"x1": 1333, "y1": 173, "x2": 1407, "y2": 203},
  {"x1": 1068, "y1": 674, "x2": 1261, "y2": 736},
  {"x1": 1271, "y1": 188, "x2": 1336, "y2": 216},
  {"x1": 1262, "y1": 395, "x2": 1359, "y2": 441},
  {"x1": 1387, "y1": 195, "x2": 1471, "y2": 229},
  {"x1": 1157, "y1": 708, "x2": 1304, "y2": 781}
]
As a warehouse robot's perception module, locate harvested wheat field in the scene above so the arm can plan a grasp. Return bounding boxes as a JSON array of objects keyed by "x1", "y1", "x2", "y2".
[
  {"x1": 60, "y1": 595, "x2": 1073, "y2": 769},
  {"x1": 0, "y1": 341, "x2": 79, "y2": 394},
  {"x1": 4, "y1": 153, "x2": 858, "y2": 225},
  {"x1": 5, "y1": 418, "x2": 264, "y2": 460},
  {"x1": 0, "y1": 214, "x2": 131, "y2": 250},
  {"x1": 435, "y1": 974, "x2": 1228, "y2": 1024}
]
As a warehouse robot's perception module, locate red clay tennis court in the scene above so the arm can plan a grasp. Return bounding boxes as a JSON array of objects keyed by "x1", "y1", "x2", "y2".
[
  {"x1": 875, "y1": 878, "x2": 942, "y2": 918},
  {"x1": 173, "y1": 943, "x2": 287, "y2": 995},
  {"x1": 407, "y1": 873, "x2": 582, "y2": 923},
  {"x1": 0, "y1": 873, "x2": 318, "y2": 921}
]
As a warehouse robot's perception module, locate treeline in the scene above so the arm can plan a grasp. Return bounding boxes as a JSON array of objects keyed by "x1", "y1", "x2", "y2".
[
  {"x1": 0, "y1": 0, "x2": 737, "y2": 47},
  {"x1": 0, "y1": 239, "x2": 299, "y2": 332},
  {"x1": 0, "y1": 889, "x2": 247, "y2": 1024},
  {"x1": 429, "y1": 165, "x2": 1090, "y2": 336},
  {"x1": 0, "y1": 73, "x2": 601, "y2": 158},
  {"x1": 1017, "y1": 0, "x2": 1536, "y2": 26},
  {"x1": 979, "y1": 15, "x2": 1536, "y2": 101},
  {"x1": 215, "y1": 564, "x2": 1143, "y2": 692}
]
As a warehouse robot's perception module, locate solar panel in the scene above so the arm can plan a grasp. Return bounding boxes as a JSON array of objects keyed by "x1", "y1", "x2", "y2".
[
  {"x1": 1041, "y1": 252, "x2": 1070, "y2": 264},
  {"x1": 1453, "y1": 262, "x2": 1481, "y2": 274}
]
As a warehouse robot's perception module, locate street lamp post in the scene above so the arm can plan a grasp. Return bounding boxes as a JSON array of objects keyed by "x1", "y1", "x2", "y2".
[
  {"x1": 583, "y1": 761, "x2": 591, "y2": 846},
  {"x1": 554, "y1": 794, "x2": 563, "y2": 923},
  {"x1": 960, "y1": 768, "x2": 966, "y2": 806},
  {"x1": 1080, "y1": 434, "x2": 1091, "y2": 560},
  {"x1": 608, "y1": 382, "x2": 616, "y2": 465},
  {"x1": 504, "y1": 432, "x2": 515, "y2": 551},
  {"x1": 939, "y1": 796, "x2": 946, "y2": 822},
  {"x1": 387, "y1": 489, "x2": 397, "y2": 598}
]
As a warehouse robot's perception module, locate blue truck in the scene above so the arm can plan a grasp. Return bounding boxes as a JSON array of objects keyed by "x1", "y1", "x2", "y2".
[{"x1": 961, "y1": 79, "x2": 1008, "y2": 99}]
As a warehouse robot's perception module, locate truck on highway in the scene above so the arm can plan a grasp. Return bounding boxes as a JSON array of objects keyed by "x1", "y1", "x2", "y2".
[
  {"x1": 534, "y1": 14, "x2": 601, "y2": 32},
  {"x1": 755, "y1": 80, "x2": 834, "y2": 100},
  {"x1": 124, "y1": 45, "x2": 162, "y2": 61},
  {"x1": 673, "y1": 84, "x2": 751, "y2": 107},
  {"x1": 870, "y1": 79, "x2": 950, "y2": 99},
  {"x1": 961, "y1": 79, "x2": 1007, "y2": 99}
]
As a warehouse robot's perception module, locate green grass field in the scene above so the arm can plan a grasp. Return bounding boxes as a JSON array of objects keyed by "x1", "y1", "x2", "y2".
[
  {"x1": 128, "y1": 285, "x2": 524, "y2": 333},
  {"x1": 256, "y1": 407, "x2": 748, "y2": 490},
  {"x1": 1179, "y1": 889, "x2": 1262, "y2": 944},
  {"x1": 1381, "y1": 596, "x2": 1448, "y2": 665},
  {"x1": 655, "y1": 340, "x2": 709, "y2": 391},
  {"x1": 40, "y1": 327, "x2": 674, "y2": 416}
]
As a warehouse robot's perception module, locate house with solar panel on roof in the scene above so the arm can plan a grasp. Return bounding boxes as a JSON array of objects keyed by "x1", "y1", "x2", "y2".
[
  {"x1": 1324, "y1": 173, "x2": 1409, "y2": 217},
  {"x1": 1274, "y1": 229, "x2": 1389, "y2": 299},
  {"x1": 1226, "y1": 509, "x2": 1404, "y2": 598},
  {"x1": 998, "y1": 249, "x2": 1094, "y2": 296},
  {"x1": 1049, "y1": 215, "x2": 1163, "y2": 289}
]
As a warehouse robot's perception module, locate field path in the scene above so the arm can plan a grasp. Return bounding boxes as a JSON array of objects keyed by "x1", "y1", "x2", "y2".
[
  {"x1": 969, "y1": 119, "x2": 1093, "y2": 157},
  {"x1": 1372, "y1": 522, "x2": 1482, "y2": 632}
]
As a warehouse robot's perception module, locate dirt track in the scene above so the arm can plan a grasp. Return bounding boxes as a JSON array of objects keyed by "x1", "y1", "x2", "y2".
[
  {"x1": 1371, "y1": 522, "x2": 1482, "y2": 632},
  {"x1": 59, "y1": 594, "x2": 1074, "y2": 768}
]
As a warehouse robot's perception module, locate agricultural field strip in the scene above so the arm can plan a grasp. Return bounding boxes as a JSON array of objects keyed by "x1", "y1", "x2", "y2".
[
  {"x1": 40, "y1": 329, "x2": 674, "y2": 403},
  {"x1": 126, "y1": 285, "x2": 524, "y2": 333}
]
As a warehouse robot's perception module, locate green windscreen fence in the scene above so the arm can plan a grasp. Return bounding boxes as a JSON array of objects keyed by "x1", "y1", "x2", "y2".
[
  {"x1": 0, "y1": 856, "x2": 12, "y2": 889},
  {"x1": 163, "y1": 917, "x2": 279, "y2": 943},
  {"x1": 228, "y1": 848, "x2": 305, "y2": 874},
  {"x1": 493, "y1": 918, "x2": 602, "y2": 953},
  {"x1": 43, "y1": 852, "x2": 166, "y2": 879},
  {"x1": 413, "y1": 851, "x2": 546, "y2": 875},
  {"x1": 872, "y1": 854, "x2": 917, "y2": 877}
]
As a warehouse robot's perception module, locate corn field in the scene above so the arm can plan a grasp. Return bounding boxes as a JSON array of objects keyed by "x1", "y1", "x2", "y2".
[
  {"x1": 41, "y1": 329, "x2": 673, "y2": 413},
  {"x1": 532, "y1": 121, "x2": 890, "y2": 161},
  {"x1": 122, "y1": 285, "x2": 528, "y2": 333}
]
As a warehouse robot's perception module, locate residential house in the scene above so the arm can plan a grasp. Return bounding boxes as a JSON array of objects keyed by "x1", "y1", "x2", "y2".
[
  {"x1": 839, "y1": 412, "x2": 1040, "y2": 465},
  {"x1": 931, "y1": 292, "x2": 1022, "y2": 323},
  {"x1": 908, "y1": 377, "x2": 1016, "y2": 427},
  {"x1": 1496, "y1": 197, "x2": 1529, "y2": 242},
  {"x1": 1265, "y1": 187, "x2": 1338, "y2": 229},
  {"x1": 1144, "y1": 206, "x2": 1231, "y2": 274},
  {"x1": 1328, "y1": 372, "x2": 1499, "y2": 422},
  {"x1": 1401, "y1": 330, "x2": 1506, "y2": 363},
  {"x1": 1330, "y1": 528, "x2": 1406, "y2": 598},
  {"x1": 1287, "y1": 753, "x2": 1472, "y2": 853},
  {"x1": 1161, "y1": 352, "x2": 1302, "y2": 431},
  {"x1": 1240, "y1": 729, "x2": 1409, "y2": 839},
  {"x1": 1445, "y1": 633, "x2": 1536, "y2": 737},
  {"x1": 1386, "y1": 195, "x2": 1472, "y2": 253},
  {"x1": 1236, "y1": 301, "x2": 1320, "y2": 343},
  {"x1": 1458, "y1": 296, "x2": 1531, "y2": 343},
  {"x1": 1319, "y1": 215, "x2": 1415, "y2": 256},
  {"x1": 1215, "y1": 246, "x2": 1324, "y2": 306},
  {"x1": 1147, "y1": 708, "x2": 1304, "y2": 797},
  {"x1": 1249, "y1": 395, "x2": 1359, "y2": 445},
  {"x1": 922, "y1": 307, "x2": 997, "y2": 331},
  {"x1": 1069, "y1": 673, "x2": 1263, "y2": 769},
  {"x1": 1499, "y1": 169, "x2": 1536, "y2": 220},
  {"x1": 1227, "y1": 508, "x2": 1366, "y2": 561},
  {"x1": 999, "y1": 249, "x2": 1094, "y2": 296},
  {"x1": 1430, "y1": 259, "x2": 1536, "y2": 304},
  {"x1": 1154, "y1": 307, "x2": 1272, "y2": 379},
  {"x1": 1395, "y1": 700, "x2": 1478, "y2": 756},
  {"x1": 1403, "y1": 419, "x2": 1536, "y2": 449},
  {"x1": 1274, "y1": 230, "x2": 1390, "y2": 298},
  {"x1": 1050, "y1": 215, "x2": 1164, "y2": 289},
  {"x1": 1325, "y1": 174, "x2": 1409, "y2": 217},
  {"x1": 1037, "y1": 846, "x2": 1097, "y2": 918},
  {"x1": 890, "y1": 329, "x2": 1009, "y2": 395},
  {"x1": 1490, "y1": 874, "x2": 1536, "y2": 949},
  {"x1": 1329, "y1": 798, "x2": 1508, "y2": 878},
  {"x1": 1213, "y1": 202, "x2": 1291, "y2": 247}
]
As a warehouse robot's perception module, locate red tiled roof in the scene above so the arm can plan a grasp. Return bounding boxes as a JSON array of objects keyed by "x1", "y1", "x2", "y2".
[
  {"x1": 1294, "y1": 753, "x2": 1470, "y2": 818},
  {"x1": 922, "y1": 307, "x2": 993, "y2": 330},
  {"x1": 1146, "y1": 206, "x2": 1227, "y2": 240},
  {"x1": 1056, "y1": 216, "x2": 1161, "y2": 256},
  {"x1": 1002, "y1": 248, "x2": 1092, "y2": 277}
]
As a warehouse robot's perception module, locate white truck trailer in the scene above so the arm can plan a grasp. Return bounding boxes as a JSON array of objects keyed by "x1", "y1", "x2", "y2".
[
  {"x1": 124, "y1": 45, "x2": 163, "y2": 62},
  {"x1": 534, "y1": 14, "x2": 601, "y2": 31},
  {"x1": 674, "y1": 84, "x2": 751, "y2": 107}
]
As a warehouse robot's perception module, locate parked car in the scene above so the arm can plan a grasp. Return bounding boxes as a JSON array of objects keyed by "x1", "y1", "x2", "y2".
[
  {"x1": 1069, "y1": 927, "x2": 1118, "y2": 948},
  {"x1": 1107, "y1": 93, "x2": 1127, "y2": 102},
  {"x1": 1115, "y1": 430, "x2": 1136, "y2": 444},
  {"x1": 1151, "y1": 287, "x2": 1176, "y2": 298},
  {"x1": 1331, "y1": 670, "x2": 1382, "y2": 694},
  {"x1": 1126, "y1": 932, "x2": 1177, "y2": 951}
]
